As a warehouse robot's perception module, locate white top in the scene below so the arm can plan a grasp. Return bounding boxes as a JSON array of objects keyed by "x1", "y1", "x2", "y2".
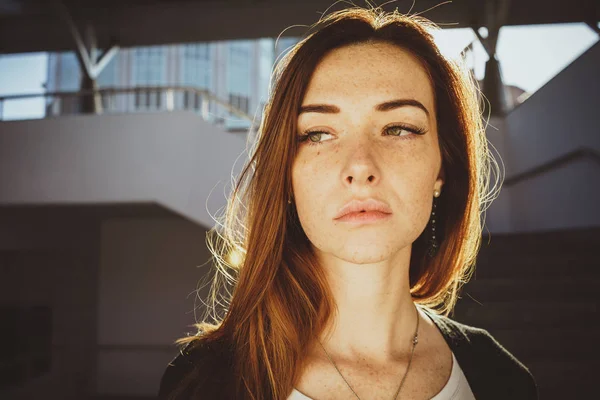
[{"x1": 287, "y1": 351, "x2": 476, "y2": 400}]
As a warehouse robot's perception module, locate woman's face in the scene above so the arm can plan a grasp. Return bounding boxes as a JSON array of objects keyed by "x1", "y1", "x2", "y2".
[{"x1": 292, "y1": 41, "x2": 444, "y2": 264}]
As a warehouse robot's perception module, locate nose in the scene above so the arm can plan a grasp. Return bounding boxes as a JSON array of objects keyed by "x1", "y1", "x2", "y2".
[
  {"x1": 345, "y1": 172, "x2": 376, "y2": 185},
  {"x1": 342, "y1": 141, "x2": 380, "y2": 186}
]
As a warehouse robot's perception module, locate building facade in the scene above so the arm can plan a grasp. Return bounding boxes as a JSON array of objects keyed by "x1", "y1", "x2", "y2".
[{"x1": 45, "y1": 37, "x2": 299, "y2": 130}]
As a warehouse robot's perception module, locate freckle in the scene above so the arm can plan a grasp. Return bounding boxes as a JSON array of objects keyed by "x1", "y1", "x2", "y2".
[{"x1": 317, "y1": 152, "x2": 320, "y2": 156}]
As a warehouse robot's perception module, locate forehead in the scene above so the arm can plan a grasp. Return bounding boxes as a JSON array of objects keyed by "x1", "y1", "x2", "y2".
[{"x1": 303, "y1": 41, "x2": 435, "y2": 109}]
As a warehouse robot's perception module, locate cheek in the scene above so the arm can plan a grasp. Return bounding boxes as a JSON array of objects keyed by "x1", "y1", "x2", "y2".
[
  {"x1": 393, "y1": 150, "x2": 439, "y2": 204},
  {"x1": 292, "y1": 154, "x2": 326, "y2": 202},
  {"x1": 373, "y1": 146, "x2": 440, "y2": 237},
  {"x1": 291, "y1": 153, "x2": 334, "y2": 238}
]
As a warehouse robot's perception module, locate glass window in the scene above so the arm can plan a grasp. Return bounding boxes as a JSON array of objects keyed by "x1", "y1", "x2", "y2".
[
  {"x1": 97, "y1": 53, "x2": 119, "y2": 88},
  {"x1": 226, "y1": 40, "x2": 252, "y2": 129},
  {"x1": 182, "y1": 43, "x2": 211, "y2": 89},
  {"x1": 133, "y1": 46, "x2": 166, "y2": 86},
  {"x1": 57, "y1": 52, "x2": 81, "y2": 91}
]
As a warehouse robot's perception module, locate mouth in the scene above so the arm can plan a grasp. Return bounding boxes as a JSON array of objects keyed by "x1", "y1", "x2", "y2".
[
  {"x1": 334, "y1": 198, "x2": 393, "y2": 220},
  {"x1": 334, "y1": 210, "x2": 392, "y2": 224}
]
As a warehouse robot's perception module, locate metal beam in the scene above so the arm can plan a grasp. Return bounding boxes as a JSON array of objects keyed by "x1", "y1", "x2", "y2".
[
  {"x1": 53, "y1": 0, "x2": 94, "y2": 78},
  {"x1": 53, "y1": 1, "x2": 119, "y2": 79},
  {"x1": 92, "y1": 44, "x2": 120, "y2": 78}
]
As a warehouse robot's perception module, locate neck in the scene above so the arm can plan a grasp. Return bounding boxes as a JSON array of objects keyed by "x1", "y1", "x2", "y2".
[{"x1": 313, "y1": 245, "x2": 420, "y2": 364}]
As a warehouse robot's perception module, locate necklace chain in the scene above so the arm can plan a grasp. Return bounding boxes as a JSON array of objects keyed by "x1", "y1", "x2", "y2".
[{"x1": 317, "y1": 304, "x2": 420, "y2": 400}]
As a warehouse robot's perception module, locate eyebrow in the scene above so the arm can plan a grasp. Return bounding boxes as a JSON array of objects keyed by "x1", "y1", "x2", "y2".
[{"x1": 298, "y1": 98, "x2": 430, "y2": 118}]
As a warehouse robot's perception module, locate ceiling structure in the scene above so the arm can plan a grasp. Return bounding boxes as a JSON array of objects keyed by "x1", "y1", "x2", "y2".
[{"x1": 0, "y1": 0, "x2": 598, "y2": 54}]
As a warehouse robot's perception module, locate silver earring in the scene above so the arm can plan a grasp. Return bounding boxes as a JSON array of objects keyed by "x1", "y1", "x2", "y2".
[{"x1": 427, "y1": 191, "x2": 440, "y2": 258}]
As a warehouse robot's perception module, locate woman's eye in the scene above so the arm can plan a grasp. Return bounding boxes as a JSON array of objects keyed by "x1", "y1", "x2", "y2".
[
  {"x1": 385, "y1": 125, "x2": 425, "y2": 136},
  {"x1": 309, "y1": 132, "x2": 331, "y2": 142},
  {"x1": 300, "y1": 131, "x2": 333, "y2": 145},
  {"x1": 386, "y1": 125, "x2": 417, "y2": 136}
]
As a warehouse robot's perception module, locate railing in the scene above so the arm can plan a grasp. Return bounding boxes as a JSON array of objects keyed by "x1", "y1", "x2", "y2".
[
  {"x1": 0, "y1": 86, "x2": 257, "y2": 130},
  {"x1": 504, "y1": 147, "x2": 600, "y2": 186}
]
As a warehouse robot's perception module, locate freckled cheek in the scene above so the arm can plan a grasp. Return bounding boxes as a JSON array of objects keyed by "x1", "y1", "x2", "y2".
[
  {"x1": 295, "y1": 164, "x2": 331, "y2": 196},
  {"x1": 292, "y1": 158, "x2": 335, "y2": 221}
]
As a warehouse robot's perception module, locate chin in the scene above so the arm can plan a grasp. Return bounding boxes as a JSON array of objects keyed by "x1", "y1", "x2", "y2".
[
  {"x1": 339, "y1": 252, "x2": 391, "y2": 264},
  {"x1": 333, "y1": 241, "x2": 401, "y2": 264}
]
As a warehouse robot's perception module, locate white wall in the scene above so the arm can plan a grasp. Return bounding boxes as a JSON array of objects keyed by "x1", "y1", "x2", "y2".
[
  {"x1": 484, "y1": 116, "x2": 513, "y2": 233},
  {"x1": 485, "y1": 42, "x2": 600, "y2": 233},
  {"x1": 0, "y1": 110, "x2": 248, "y2": 228},
  {"x1": 504, "y1": 42, "x2": 600, "y2": 178}
]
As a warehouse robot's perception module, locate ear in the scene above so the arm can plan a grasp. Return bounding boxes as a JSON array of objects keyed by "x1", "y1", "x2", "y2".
[{"x1": 435, "y1": 166, "x2": 445, "y2": 192}]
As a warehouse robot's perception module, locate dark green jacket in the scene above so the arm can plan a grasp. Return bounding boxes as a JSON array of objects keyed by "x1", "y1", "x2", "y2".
[{"x1": 159, "y1": 306, "x2": 539, "y2": 399}]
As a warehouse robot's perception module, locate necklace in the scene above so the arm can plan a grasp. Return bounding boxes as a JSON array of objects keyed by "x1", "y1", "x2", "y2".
[{"x1": 317, "y1": 303, "x2": 420, "y2": 400}]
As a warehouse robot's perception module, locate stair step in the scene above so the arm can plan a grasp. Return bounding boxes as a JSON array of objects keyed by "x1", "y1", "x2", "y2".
[
  {"x1": 528, "y1": 359, "x2": 597, "y2": 381},
  {"x1": 458, "y1": 278, "x2": 600, "y2": 302},
  {"x1": 88, "y1": 395, "x2": 156, "y2": 400},
  {"x1": 526, "y1": 360, "x2": 598, "y2": 400},
  {"x1": 452, "y1": 229, "x2": 600, "y2": 400},
  {"x1": 477, "y1": 247, "x2": 596, "y2": 262},
  {"x1": 462, "y1": 328, "x2": 600, "y2": 361},
  {"x1": 478, "y1": 228, "x2": 600, "y2": 251},
  {"x1": 90, "y1": 397, "x2": 156, "y2": 400},
  {"x1": 453, "y1": 301, "x2": 599, "y2": 329},
  {"x1": 538, "y1": 385, "x2": 595, "y2": 400},
  {"x1": 472, "y1": 254, "x2": 598, "y2": 278}
]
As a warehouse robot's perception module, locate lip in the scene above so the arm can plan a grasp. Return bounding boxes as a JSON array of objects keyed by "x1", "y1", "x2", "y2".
[
  {"x1": 334, "y1": 198, "x2": 393, "y2": 221},
  {"x1": 335, "y1": 210, "x2": 392, "y2": 225}
]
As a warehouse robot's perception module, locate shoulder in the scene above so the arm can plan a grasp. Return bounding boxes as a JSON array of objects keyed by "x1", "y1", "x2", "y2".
[
  {"x1": 158, "y1": 336, "x2": 234, "y2": 399},
  {"x1": 420, "y1": 306, "x2": 539, "y2": 399}
]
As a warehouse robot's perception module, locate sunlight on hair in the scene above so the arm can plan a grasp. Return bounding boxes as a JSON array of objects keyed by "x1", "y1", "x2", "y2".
[{"x1": 225, "y1": 249, "x2": 244, "y2": 268}]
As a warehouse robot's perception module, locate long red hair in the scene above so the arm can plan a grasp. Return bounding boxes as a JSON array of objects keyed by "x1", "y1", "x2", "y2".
[{"x1": 173, "y1": 6, "x2": 493, "y2": 400}]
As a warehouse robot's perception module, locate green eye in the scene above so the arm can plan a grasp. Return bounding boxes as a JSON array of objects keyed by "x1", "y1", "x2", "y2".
[
  {"x1": 384, "y1": 124, "x2": 427, "y2": 136},
  {"x1": 309, "y1": 133, "x2": 322, "y2": 142},
  {"x1": 387, "y1": 126, "x2": 410, "y2": 136},
  {"x1": 299, "y1": 130, "x2": 332, "y2": 146}
]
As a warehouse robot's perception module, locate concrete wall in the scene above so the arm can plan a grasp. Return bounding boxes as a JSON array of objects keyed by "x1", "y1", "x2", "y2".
[
  {"x1": 483, "y1": 117, "x2": 513, "y2": 233},
  {"x1": 0, "y1": 215, "x2": 100, "y2": 400},
  {"x1": 97, "y1": 217, "x2": 212, "y2": 397},
  {"x1": 504, "y1": 42, "x2": 600, "y2": 179},
  {"x1": 484, "y1": 41, "x2": 600, "y2": 233},
  {"x1": 0, "y1": 214, "x2": 215, "y2": 399},
  {"x1": 0, "y1": 110, "x2": 248, "y2": 228},
  {"x1": 508, "y1": 157, "x2": 599, "y2": 231}
]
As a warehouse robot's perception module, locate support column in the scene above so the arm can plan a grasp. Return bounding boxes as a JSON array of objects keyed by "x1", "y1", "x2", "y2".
[
  {"x1": 80, "y1": 24, "x2": 101, "y2": 114},
  {"x1": 54, "y1": 1, "x2": 120, "y2": 114},
  {"x1": 473, "y1": 0, "x2": 511, "y2": 117}
]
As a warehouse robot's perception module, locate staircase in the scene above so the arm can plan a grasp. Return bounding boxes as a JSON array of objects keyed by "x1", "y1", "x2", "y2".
[{"x1": 453, "y1": 227, "x2": 599, "y2": 399}]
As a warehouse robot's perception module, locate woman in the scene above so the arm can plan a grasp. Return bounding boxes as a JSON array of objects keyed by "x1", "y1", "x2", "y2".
[{"x1": 159, "y1": 6, "x2": 538, "y2": 400}]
